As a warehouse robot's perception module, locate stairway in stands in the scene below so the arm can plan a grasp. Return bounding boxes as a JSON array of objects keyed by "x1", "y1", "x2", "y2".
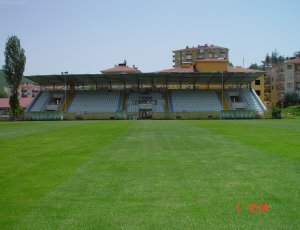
[
  {"x1": 62, "y1": 91, "x2": 74, "y2": 112},
  {"x1": 216, "y1": 91, "x2": 230, "y2": 110}
]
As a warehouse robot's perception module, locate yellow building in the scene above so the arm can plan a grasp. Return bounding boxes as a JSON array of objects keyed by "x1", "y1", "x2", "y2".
[{"x1": 195, "y1": 59, "x2": 229, "y2": 72}]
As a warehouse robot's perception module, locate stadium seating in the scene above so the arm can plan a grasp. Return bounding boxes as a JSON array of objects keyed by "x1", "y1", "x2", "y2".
[
  {"x1": 26, "y1": 88, "x2": 266, "y2": 117},
  {"x1": 170, "y1": 90, "x2": 222, "y2": 112},
  {"x1": 29, "y1": 91, "x2": 50, "y2": 112},
  {"x1": 67, "y1": 90, "x2": 121, "y2": 113}
]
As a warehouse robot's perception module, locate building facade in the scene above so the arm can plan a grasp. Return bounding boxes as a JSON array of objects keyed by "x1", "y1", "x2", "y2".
[
  {"x1": 267, "y1": 58, "x2": 300, "y2": 105},
  {"x1": 171, "y1": 44, "x2": 265, "y2": 103},
  {"x1": 173, "y1": 44, "x2": 229, "y2": 67}
]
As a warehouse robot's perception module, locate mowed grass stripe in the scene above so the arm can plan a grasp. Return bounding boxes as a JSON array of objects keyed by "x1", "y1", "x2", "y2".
[
  {"x1": 187, "y1": 119, "x2": 300, "y2": 161},
  {"x1": 9, "y1": 120, "x2": 300, "y2": 229},
  {"x1": 0, "y1": 121, "x2": 132, "y2": 229}
]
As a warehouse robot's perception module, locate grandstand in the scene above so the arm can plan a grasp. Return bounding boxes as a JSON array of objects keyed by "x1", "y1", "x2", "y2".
[
  {"x1": 67, "y1": 90, "x2": 121, "y2": 113},
  {"x1": 25, "y1": 72, "x2": 266, "y2": 120}
]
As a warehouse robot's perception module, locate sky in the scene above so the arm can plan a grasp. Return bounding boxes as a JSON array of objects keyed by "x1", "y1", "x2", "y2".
[{"x1": 0, "y1": 0, "x2": 299, "y2": 75}]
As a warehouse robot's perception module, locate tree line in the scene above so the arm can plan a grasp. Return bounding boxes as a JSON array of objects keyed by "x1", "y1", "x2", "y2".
[{"x1": 249, "y1": 50, "x2": 300, "y2": 70}]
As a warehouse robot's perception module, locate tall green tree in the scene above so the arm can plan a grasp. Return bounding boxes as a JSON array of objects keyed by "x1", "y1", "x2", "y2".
[
  {"x1": 271, "y1": 50, "x2": 279, "y2": 65},
  {"x1": 3, "y1": 35, "x2": 26, "y2": 117},
  {"x1": 249, "y1": 63, "x2": 261, "y2": 70},
  {"x1": 262, "y1": 53, "x2": 271, "y2": 69}
]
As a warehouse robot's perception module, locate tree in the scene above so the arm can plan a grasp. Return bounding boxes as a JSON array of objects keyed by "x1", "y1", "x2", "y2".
[
  {"x1": 3, "y1": 36, "x2": 26, "y2": 117},
  {"x1": 278, "y1": 55, "x2": 285, "y2": 64},
  {"x1": 262, "y1": 53, "x2": 271, "y2": 69},
  {"x1": 249, "y1": 63, "x2": 261, "y2": 70},
  {"x1": 270, "y1": 50, "x2": 279, "y2": 65}
]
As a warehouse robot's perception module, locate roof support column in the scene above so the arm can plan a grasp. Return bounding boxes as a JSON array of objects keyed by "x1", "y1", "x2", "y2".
[{"x1": 222, "y1": 72, "x2": 224, "y2": 110}]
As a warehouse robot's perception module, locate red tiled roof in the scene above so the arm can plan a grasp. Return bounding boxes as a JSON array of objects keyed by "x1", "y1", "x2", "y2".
[
  {"x1": 227, "y1": 66, "x2": 263, "y2": 73},
  {"x1": 0, "y1": 98, "x2": 9, "y2": 108},
  {"x1": 101, "y1": 65, "x2": 141, "y2": 74},
  {"x1": 173, "y1": 45, "x2": 228, "y2": 52},
  {"x1": 159, "y1": 66, "x2": 195, "y2": 73},
  {"x1": 286, "y1": 58, "x2": 300, "y2": 64},
  {"x1": 0, "y1": 97, "x2": 34, "y2": 108}
]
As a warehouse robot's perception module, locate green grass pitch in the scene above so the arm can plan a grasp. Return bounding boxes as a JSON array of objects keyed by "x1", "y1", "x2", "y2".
[{"x1": 0, "y1": 120, "x2": 299, "y2": 229}]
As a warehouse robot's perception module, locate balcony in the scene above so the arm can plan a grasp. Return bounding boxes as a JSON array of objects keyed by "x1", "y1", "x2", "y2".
[
  {"x1": 276, "y1": 69, "x2": 284, "y2": 73},
  {"x1": 185, "y1": 55, "x2": 192, "y2": 60},
  {"x1": 276, "y1": 76, "x2": 284, "y2": 82},
  {"x1": 276, "y1": 86, "x2": 285, "y2": 91}
]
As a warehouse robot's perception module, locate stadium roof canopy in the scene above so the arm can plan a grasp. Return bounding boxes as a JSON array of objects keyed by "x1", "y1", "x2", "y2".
[{"x1": 25, "y1": 72, "x2": 264, "y2": 86}]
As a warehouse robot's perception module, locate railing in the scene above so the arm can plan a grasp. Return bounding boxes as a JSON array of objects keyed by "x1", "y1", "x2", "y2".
[
  {"x1": 232, "y1": 102, "x2": 246, "y2": 109},
  {"x1": 251, "y1": 89, "x2": 267, "y2": 111},
  {"x1": 45, "y1": 104, "x2": 60, "y2": 111}
]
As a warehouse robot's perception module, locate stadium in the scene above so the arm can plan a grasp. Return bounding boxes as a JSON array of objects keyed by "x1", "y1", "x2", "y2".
[{"x1": 24, "y1": 61, "x2": 266, "y2": 121}]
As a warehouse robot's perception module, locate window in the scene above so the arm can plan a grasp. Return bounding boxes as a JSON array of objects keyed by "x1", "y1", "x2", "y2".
[
  {"x1": 255, "y1": 90, "x2": 261, "y2": 96},
  {"x1": 208, "y1": 53, "x2": 213, "y2": 58},
  {"x1": 287, "y1": 83, "x2": 293, "y2": 88},
  {"x1": 287, "y1": 65, "x2": 293, "y2": 70},
  {"x1": 255, "y1": 80, "x2": 260, "y2": 85}
]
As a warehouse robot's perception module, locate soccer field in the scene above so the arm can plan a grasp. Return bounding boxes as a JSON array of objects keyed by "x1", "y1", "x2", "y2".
[{"x1": 0, "y1": 120, "x2": 299, "y2": 229}]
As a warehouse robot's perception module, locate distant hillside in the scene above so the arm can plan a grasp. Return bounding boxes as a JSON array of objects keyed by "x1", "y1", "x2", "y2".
[{"x1": 0, "y1": 70, "x2": 34, "y2": 91}]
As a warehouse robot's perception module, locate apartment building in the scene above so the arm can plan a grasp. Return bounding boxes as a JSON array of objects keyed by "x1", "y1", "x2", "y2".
[
  {"x1": 173, "y1": 44, "x2": 229, "y2": 67},
  {"x1": 268, "y1": 58, "x2": 300, "y2": 105}
]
